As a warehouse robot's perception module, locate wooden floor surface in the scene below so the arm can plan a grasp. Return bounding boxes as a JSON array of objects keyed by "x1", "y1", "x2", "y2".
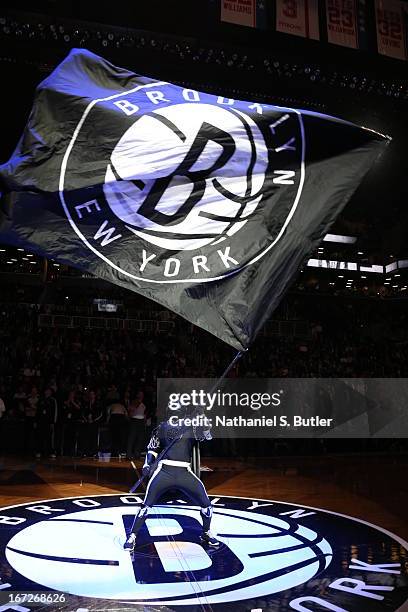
[{"x1": 0, "y1": 452, "x2": 407, "y2": 540}]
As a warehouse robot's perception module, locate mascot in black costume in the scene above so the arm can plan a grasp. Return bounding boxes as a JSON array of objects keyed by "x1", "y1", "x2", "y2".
[{"x1": 124, "y1": 406, "x2": 218, "y2": 551}]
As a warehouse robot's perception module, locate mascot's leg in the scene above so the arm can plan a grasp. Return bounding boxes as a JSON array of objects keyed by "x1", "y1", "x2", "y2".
[
  {"x1": 124, "y1": 505, "x2": 150, "y2": 551},
  {"x1": 199, "y1": 504, "x2": 219, "y2": 547},
  {"x1": 124, "y1": 464, "x2": 171, "y2": 552},
  {"x1": 200, "y1": 505, "x2": 213, "y2": 532},
  {"x1": 180, "y1": 467, "x2": 220, "y2": 547}
]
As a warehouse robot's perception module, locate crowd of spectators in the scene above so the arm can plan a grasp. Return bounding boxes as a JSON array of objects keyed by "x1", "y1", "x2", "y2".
[
  {"x1": 0, "y1": 380, "x2": 153, "y2": 459},
  {"x1": 1, "y1": 290, "x2": 408, "y2": 458},
  {"x1": 0, "y1": 301, "x2": 188, "y2": 457}
]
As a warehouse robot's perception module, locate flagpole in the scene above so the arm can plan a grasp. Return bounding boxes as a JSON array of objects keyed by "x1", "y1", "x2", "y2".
[
  {"x1": 130, "y1": 348, "x2": 248, "y2": 491},
  {"x1": 216, "y1": 348, "x2": 248, "y2": 384},
  {"x1": 190, "y1": 347, "x2": 248, "y2": 476}
]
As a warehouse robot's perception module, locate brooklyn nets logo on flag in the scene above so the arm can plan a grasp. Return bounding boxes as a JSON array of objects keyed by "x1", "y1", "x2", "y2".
[{"x1": 61, "y1": 90, "x2": 304, "y2": 282}]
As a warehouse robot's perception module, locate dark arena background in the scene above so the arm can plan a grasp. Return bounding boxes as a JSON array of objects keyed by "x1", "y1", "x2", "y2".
[{"x1": 0, "y1": 1, "x2": 408, "y2": 611}]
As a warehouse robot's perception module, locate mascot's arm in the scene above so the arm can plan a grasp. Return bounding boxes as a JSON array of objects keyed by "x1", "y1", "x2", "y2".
[{"x1": 142, "y1": 428, "x2": 161, "y2": 477}]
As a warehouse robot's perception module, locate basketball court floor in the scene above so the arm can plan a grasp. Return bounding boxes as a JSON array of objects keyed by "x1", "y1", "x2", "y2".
[{"x1": 0, "y1": 453, "x2": 407, "y2": 610}]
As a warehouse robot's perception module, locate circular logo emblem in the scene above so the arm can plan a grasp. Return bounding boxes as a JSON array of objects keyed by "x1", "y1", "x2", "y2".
[
  {"x1": 60, "y1": 86, "x2": 304, "y2": 282},
  {"x1": 105, "y1": 104, "x2": 269, "y2": 252},
  {"x1": 0, "y1": 494, "x2": 407, "y2": 610}
]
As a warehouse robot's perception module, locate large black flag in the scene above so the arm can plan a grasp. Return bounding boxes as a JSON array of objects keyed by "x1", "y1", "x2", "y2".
[{"x1": 0, "y1": 49, "x2": 388, "y2": 349}]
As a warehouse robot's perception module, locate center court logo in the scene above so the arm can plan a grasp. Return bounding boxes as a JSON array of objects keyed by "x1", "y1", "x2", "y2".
[
  {"x1": 59, "y1": 86, "x2": 305, "y2": 282},
  {"x1": 0, "y1": 495, "x2": 407, "y2": 611}
]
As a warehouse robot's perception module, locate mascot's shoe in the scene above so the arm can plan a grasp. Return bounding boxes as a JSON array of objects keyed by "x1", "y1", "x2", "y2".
[
  {"x1": 124, "y1": 533, "x2": 136, "y2": 552},
  {"x1": 200, "y1": 531, "x2": 220, "y2": 547}
]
